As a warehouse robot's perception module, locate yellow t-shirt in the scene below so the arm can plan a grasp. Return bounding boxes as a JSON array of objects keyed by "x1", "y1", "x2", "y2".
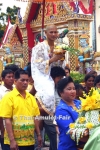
[{"x1": 0, "y1": 88, "x2": 40, "y2": 146}]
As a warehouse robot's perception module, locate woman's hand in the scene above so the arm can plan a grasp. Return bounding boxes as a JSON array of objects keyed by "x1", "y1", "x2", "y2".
[
  {"x1": 55, "y1": 125, "x2": 60, "y2": 135},
  {"x1": 83, "y1": 129, "x2": 89, "y2": 136},
  {"x1": 80, "y1": 129, "x2": 89, "y2": 143}
]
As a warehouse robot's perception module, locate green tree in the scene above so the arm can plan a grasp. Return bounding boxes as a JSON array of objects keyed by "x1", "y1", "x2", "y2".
[
  {"x1": 0, "y1": 5, "x2": 18, "y2": 42},
  {"x1": 0, "y1": 23, "x2": 6, "y2": 43},
  {"x1": 6, "y1": 5, "x2": 18, "y2": 24}
]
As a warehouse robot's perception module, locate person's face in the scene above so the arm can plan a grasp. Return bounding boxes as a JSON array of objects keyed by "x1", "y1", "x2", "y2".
[
  {"x1": 15, "y1": 74, "x2": 29, "y2": 91},
  {"x1": 3, "y1": 73, "x2": 14, "y2": 87},
  {"x1": 65, "y1": 69, "x2": 70, "y2": 77},
  {"x1": 53, "y1": 76, "x2": 64, "y2": 85},
  {"x1": 85, "y1": 77, "x2": 94, "y2": 88},
  {"x1": 76, "y1": 89, "x2": 83, "y2": 99},
  {"x1": 45, "y1": 27, "x2": 58, "y2": 41},
  {"x1": 60, "y1": 82, "x2": 76, "y2": 101},
  {"x1": 96, "y1": 82, "x2": 100, "y2": 89}
]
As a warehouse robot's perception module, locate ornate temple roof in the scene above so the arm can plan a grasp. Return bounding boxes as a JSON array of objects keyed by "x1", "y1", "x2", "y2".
[
  {"x1": 0, "y1": 17, "x2": 13, "y2": 48},
  {"x1": 23, "y1": 1, "x2": 73, "y2": 23},
  {"x1": 0, "y1": 17, "x2": 22, "y2": 49},
  {"x1": 23, "y1": 0, "x2": 93, "y2": 24}
]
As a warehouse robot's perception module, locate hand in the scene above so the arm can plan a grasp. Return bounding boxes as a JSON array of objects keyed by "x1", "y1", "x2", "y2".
[
  {"x1": 69, "y1": 129, "x2": 74, "y2": 135},
  {"x1": 55, "y1": 126, "x2": 60, "y2": 135},
  {"x1": 49, "y1": 54, "x2": 65, "y2": 64},
  {"x1": 10, "y1": 139, "x2": 19, "y2": 150},
  {"x1": 37, "y1": 135, "x2": 42, "y2": 148},
  {"x1": 83, "y1": 129, "x2": 89, "y2": 136}
]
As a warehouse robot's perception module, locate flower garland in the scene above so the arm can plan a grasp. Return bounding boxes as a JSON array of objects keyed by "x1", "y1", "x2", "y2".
[{"x1": 68, "y1": 88, "x2": 100, "y2": 145}]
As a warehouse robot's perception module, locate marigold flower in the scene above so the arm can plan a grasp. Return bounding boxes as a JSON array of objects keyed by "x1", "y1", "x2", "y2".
[
  {"x1": 69, "y1": 123, "x2": 75, "y2": 129},
  {"x1": 86, "y1": 122, "x2": 94, "y2": 129},
  {"x1": 78, "y1": 117, "x2": 85, "y2": 124}
]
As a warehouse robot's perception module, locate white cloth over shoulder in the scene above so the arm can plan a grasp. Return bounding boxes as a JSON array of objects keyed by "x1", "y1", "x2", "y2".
[{"x1": 31, "y1": 41, "x2": 64, "y2": 115}]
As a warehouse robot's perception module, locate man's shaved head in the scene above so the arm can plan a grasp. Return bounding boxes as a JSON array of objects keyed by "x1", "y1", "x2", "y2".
[
  {"x1": 45, "y1": 24, "x2": 57, "y2": 31},
  {"x1": 45, "y1": 24, "x2": 58, "y2": 41}
]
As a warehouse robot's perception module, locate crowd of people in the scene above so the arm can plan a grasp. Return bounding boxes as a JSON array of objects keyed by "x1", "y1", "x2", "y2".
[{"x1": 0, "y1": 24, "x2": 100, "y2": 150}]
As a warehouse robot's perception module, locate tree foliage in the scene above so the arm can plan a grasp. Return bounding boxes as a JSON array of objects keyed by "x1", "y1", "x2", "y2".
[
  {"x1": 0, "y1": 5, "x2": 18, "y2": 43},
  {"x1": 0, "y1": 23, "x2": 6, "y2": 43}
]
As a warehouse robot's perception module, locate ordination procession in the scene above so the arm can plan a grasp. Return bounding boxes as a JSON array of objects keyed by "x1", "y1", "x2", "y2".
[{"x1": 0, "y1": 0, "x2": 100, "y2": 150}]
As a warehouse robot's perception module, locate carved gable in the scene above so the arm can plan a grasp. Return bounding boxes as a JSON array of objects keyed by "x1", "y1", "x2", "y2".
[{"x1": 31, "y1": 2, "x2": 73, "y2": 26}]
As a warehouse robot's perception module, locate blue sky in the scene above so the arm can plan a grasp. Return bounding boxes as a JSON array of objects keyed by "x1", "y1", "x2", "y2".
[{"x1": 0, "y1": 0, "x2": 27, "y2": 17}]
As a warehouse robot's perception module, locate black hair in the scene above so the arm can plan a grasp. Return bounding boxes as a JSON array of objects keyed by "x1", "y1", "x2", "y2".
[
  {"x1": 65, "y1": 66, "x2": 70, "y2": 73},
  {"x1": 27, "y1": 62, "x2": 31, "y2": 66},
  {"x1": 1, "y1": 69, "x2": 14, "y2": 78},
  {"x1": 88, "y1": 70, "x2": 97, "y2": 75},
  {"x1": 5, "y1": 64, "x2": 19, "y2": 73},
  {"x1": 57, "y1": 76, "x2": 74, "y2": 97},
  {"x1": 50, "y1": 66, "x2": 66, "y2": 79},
  {"x1": 84, "y1": 74, "x2": 95, "y2": 82},
  {"x1": 75, "y1": 83, "x2": 84, "y2": 91},
  {"x1": 26, "y1": 64, "x2": 31, "y2": 77},
  {"x1": 94, "y1": 75, "x2": 100, "y2": 86},
  {"x1": 14, "y1": 69, "x2": 29, "y2": 79}
]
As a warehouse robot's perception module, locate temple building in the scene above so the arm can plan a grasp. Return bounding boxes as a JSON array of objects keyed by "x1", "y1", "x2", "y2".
[{"x1": 0, "y1": 0, "x2": 96, "y2": 73}]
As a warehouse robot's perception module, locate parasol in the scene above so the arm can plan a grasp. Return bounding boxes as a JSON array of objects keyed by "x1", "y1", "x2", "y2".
[{"x1": 15, "y1": 0, "x2": 93, "y2": 39}]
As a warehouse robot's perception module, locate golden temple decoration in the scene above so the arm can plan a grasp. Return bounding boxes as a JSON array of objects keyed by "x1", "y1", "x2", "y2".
[
  {"x1": 94, "y1": 52, "x2": 100, "y2": 58},
  {"x1": 8, "y1": 25, "x2": 17, "y2": 42},
  {"x1": 31, "y1": 10, "x2": 93, "y2": 29},
  {"x1": 0, "y1": 60, "x2": 3, "y2": 75},
  {"x1": 3, "y1": 43, "x2": 13, "y2": 51},
  {"x1": 15, "y1": 16, "x2": 20, "y2": 25},
  {"x1": 23, "y1": 2, "x2": 33, "y2": 23}
]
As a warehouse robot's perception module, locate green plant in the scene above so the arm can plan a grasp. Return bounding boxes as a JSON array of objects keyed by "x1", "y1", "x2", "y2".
[
  {"x1": 70, "y1": 71, "x2": 85, "y2": 84},
  {"x1": 45, "y1": 133, "x2": 50, "y2": 142}
]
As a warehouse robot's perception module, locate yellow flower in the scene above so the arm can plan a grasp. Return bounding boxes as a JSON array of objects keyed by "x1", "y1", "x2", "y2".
[
  {"x1": 73, "y1": 106, "x2": 78, "y2": 112},
  {"x1": 98, "y1": 117, "x2": 100, "y2": 122},
  {"x1": 86, "y1": 123, "x2": 94, "y2": 129},
  {"x1": 69, "y1": 123, "x2": 75, "y2": 129},
  {"x1": 79, "y1": 88, "x2": 100, "y2": 111},
  {"x1": 78, "y1": 117, "x2": 86, "y2": 124}
]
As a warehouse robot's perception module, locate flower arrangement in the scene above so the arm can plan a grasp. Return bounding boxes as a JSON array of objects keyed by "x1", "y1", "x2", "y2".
[
  {"x1": 54, "y1": 43, "x2": 80, "y2": 56},
  {"x1": 68, "y1": 88, "x2": 100, "y2": 145}
]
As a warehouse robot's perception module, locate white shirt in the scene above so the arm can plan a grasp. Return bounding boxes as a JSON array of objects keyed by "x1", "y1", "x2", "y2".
[
  {"x1": 0, "y1": 85, "x2": 11, "y2": 100},
  {"x1": 0, "y1": 85, "x2": 11, "y2": 135}
]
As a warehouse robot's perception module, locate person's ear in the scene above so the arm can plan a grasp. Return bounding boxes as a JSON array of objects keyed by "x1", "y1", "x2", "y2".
[
  {"x1": 14, "y1": 79, "x2": 17, "y2": 84},
  {"x1": 2, "y1": 77, "x2": 4, "y2": 82}
]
